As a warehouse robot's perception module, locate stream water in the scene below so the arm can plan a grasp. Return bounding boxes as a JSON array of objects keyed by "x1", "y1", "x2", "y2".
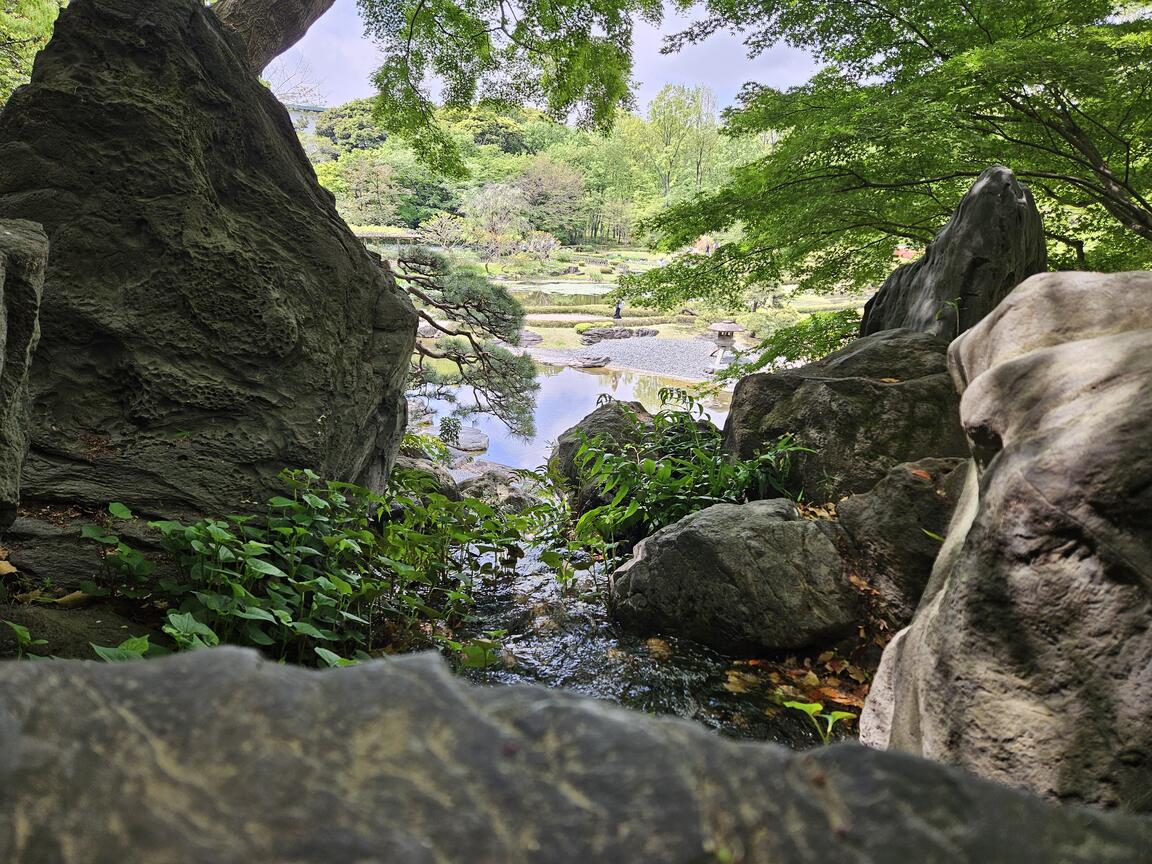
[{"x1": 427, "y1": 363, "x2": 832, "y2": 747}]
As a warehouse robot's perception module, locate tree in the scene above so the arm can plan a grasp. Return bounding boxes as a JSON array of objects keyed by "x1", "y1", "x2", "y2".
[
  {"x1": 213, "y1": 0, "x2": 337, "y2": 72},
  {"x1": 397, "y1": 248, "x2": 539, "y2": 437},
  {"x1": 335, "y1": 152, "x2": 398, "y2": 227},
  {"x1": 628, "y1": 0, "x2": 1152, "y2": 304},
  {"x1": 463, "y1": 183, "x2": 528, "y2": 237},
  {"x1": 420, "y1": 212, "x2": 474, "y2": 249},
  {"x1": 523, "y1": 230, "x2": 560, "y2": 260},
  {"x1": 264, "y1": 55, "x2": 325, "y2": 107},
  {"x1": 315, "y1": 99, "x2": 389, "y2": 153},
  {"x1": 514, "y1": 155, "x2": 587, "y2": 241},
  {"x1": 1, "y1": 0, "x2": 63, "y2": 105}
]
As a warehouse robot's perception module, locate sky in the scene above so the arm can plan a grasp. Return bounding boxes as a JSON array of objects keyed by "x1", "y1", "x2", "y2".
[{"x1": 276, "y1": 0, "x2": 819, "y2": 113}]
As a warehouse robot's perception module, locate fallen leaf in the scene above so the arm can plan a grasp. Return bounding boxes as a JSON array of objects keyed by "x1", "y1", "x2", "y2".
[
  {"x1": 910, "y1": 469, "x2": 932, "y2": 481},
  {"x1": 0, "y1": 545, "x2": 9, "y2": 560},
  {"x1": 645, "y1": 637, "x2": 673, "y2": 661},
  {"x1": 825, "y1": 658, "x2": 849, "y2": 674},
  {"x1": 723, "y1": 670, "x2": 761, "y2": 694},
  {"x1": 0, "y1": 560, "x2": 16, "y2": 576},
  {"x1": 817, "y1": 686, "x2": 866, "y2": 709},
  {"x1": 12, "y1": 589, "x2": 42, "y2": 604},
  {"x1": 54, "y1": 591, "x2": 94, "y2": 608},
  {"x1": 846, "y1": 664, "x2": 869, "y2": 683},
  {"x1": 879, "y1": 377, "x2": 902, "y2": 383},
  {"x1": 816, "y1": 650, "x2": 835, "y2": 664}
]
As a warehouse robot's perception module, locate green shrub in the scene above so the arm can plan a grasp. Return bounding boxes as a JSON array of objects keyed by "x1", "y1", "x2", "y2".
[
  {"x1": 718, "y1": 309, "x2": 862, "y2": 382},
  {"x1": 569, "y1": 390, "x2": 807, "y2": 552},
  {"x1": 83, "y1": 468, "x2": 531, "y2": 665}
]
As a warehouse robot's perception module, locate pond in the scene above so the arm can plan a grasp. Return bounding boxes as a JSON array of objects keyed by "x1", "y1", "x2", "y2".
[{"x1": 427, "y1": 364, "x2": 732, "y2": 470}]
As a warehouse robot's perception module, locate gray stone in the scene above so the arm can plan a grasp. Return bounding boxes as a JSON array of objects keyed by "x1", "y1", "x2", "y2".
[
  {"x1": 578, "y1": 326, "x2": 659, "y2": 346},
  {"x1": 393, "y1": 455, "x2": 460, "y2": 500},
  {"x1": 612, "y1": 500, "x2": 859, "y2": 653},
  {"x1": 518, "y1": 329, "x2": 543, "y2": 346},
  {"x1": 0, "y1": 221, "x2": 43, "y2": 526},
  {"x1": 838, "y1": 458, "x2": 968, "y2": 627},
  {"x1": 454, "y1": 426, "x2": 489, "y2": 452},
  {"x1": 549, "y1": 399, "x2": 652, "y2": 491},
  {"x1": 457, "y1": 464, "x2": 543, "y2": 513},
  {"x1": 0, "y1": 0, "x2": 416, "y2": 514},
  {"x1": 0, "y1": 649, "x2": 1146, "y2": 863},
  {"x1": 567, "y1": 354, "x2": 609, "y2": 368},
  {"x1": 861, "y1": 271, "x2": 1152, "y2": 812},
  {"x1": 861, "y1": 166, "x2": 1046, "y2": 338},
  {"x1": 723, "y1": 329, "x2": 968, "y2": 501}
]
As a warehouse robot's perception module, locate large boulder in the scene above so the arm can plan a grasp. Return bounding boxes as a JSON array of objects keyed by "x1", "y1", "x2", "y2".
[
  {"x1": 860, "y1": 166, "x2": 1046, "y2": 338},
  {"x1": 723, "y1": 329, "x2": 967, "y2": 501},
  {"x1": 0, "y1": 648, "x2": 1147, "y2": 863},
  {"x1": 861, "y1": 271, "x2": 1152, "y2": 811},
  {"x1": 0, "y1": 0, "x2": 416, "y2": 514},
  {"x1": 549, "y1": 399, "x2": 652, "y2": 509},
  {"x1": 612, "y1": 499, "x2": 859, "y2": 653},
  {"x1": 838, "y1": 458, "x2": 968, "y2": 628},
  {"x1": 0, "y1": 220, "x2": 44, "y2": 526}
]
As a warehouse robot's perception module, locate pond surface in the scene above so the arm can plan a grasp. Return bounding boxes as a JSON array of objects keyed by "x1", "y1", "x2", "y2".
[{"x1": 429, "y1": 364, "x2": 732, "y2": 470}]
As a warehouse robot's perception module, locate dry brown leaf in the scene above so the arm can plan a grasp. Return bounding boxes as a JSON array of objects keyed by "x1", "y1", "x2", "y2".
[
  {"x1": 0, "y1": 560, "x2": 16, "y2": 576},
  {"x1": 817, "y1": 686, "x2": 866, "y2": 709},
  {"x1": 645, "y1": 637, "x2": 673, "y2": 661},
  {"x1": 846, "y1": 664, "x2": 869, "y2": 683},
  {"x1": 723, "y1": 670, "x2": 761, "y2": 694},
  {"x1": 54, "y1": 591, "x2": 94, "y2": 609},
  {"x1": 879, "y1": 377, "x2": 902, "y2": 383},
  {"x1": 0, "y1": 545, "x2": 9, "y2": 560},
  {"x1": 12, "y1": 589, "x2": 42, "y2": 604},
  {"x1": 909, "y1": 469, "x2": 933, "y2": 481}
]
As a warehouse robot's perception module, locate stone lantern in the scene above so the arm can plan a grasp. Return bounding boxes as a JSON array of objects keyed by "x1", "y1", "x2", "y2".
[{"x1": 708, "y1": 321, "x2": 745, "y2": 370}]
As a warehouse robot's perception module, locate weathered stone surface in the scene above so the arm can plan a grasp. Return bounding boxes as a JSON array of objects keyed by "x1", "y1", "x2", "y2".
[
  {"x1": 454, "y1": 426, "x2": 489, "y2": 452},
  {"x1": 861, "y1": 166, "x2": 1046, "y2": 338},
  {"x1": 549, "y1": 399, "x2": 652, "y2": 494},
  {"x1": 393, "y1": 454, "x2": 460, "y2": 500},
  {"x1": 457, "y1": 463, "x2": 543, "y2": 513},
  {"x1": 0, "y1": 0, "x2": 416, "y2": 514},
  {"x1": 0, "y1": 649, "x2": 1147, "y2": 863},
  {"x1": 838, "y1": 458, "x2": 968, "y2": 627},
  {"x1": 566, "y1": 354, "x2": 609, "y2": 369},
  {"x1": 0, "y1": 221, "x2": 44, "y2": 526},
  {"x1": 613, "y1": 500, "x2": 859, "y2": 653},
  {"x1": 861, "y1": 271, "x2": 1152, "y2": 811},
  {"x1": 580, "y1": 326, "x2": 659, "y2": 345},
  {"x1": 723, "y1": 329, "x2": 967, "y2": 501}
]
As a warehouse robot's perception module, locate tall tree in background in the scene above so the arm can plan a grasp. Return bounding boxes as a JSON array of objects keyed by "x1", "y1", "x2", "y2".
[
  {"x1": 1, "y1": 0, "x2": 63, "y2": 104},
  {"x1": 623, "y1": 0, "x2": 1152, "y2": 307}
]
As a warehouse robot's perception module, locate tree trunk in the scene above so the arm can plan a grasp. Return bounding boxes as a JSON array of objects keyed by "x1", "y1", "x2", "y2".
[{"x1": 213, "y1": 0, "x2": 336, "y2": 73}]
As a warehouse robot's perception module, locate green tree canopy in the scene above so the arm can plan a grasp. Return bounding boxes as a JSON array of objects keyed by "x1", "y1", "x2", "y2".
[
  {"x1": 1, "y1": 0, "x2": 63, "y2": 105},
  {"x1": 623, "y1": 0, "x2": 1152, "y2": 306},
  {"x1": 357, "y1": 0, "x2": 662, "y2": 174}
]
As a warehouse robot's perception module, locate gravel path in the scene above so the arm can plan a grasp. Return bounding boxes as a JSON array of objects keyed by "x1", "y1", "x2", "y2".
[{"x1": 528, "y1": 335, "x2": 726, "y2": 383}]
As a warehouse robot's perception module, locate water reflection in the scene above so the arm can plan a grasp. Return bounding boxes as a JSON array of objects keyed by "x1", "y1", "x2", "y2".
[{"x1": 429, "y1": 365, "x2": 732, "y2": 469}]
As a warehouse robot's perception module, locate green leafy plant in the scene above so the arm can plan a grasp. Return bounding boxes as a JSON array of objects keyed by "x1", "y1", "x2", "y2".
[
  {"x1": 83, "y1": 468, "x2": 530, "y2": 666},
  {"x1": 3, "y1": 619, "x2": 47, "y2": 659},
  {"x1": 90, "y1": 635, "x2": 165, "y2": 662},
  {"x1": 783, "y1": 700, "x2": 857, "y2": 745},
  {"x1": 438, "y1": 416, "x2": 462, "y2": 446},
  {"x1": 570, "y1": 389, "x2": 807, "y2": 556}
]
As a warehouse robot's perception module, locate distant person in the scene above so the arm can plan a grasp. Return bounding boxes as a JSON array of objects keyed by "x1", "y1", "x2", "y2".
[{"x1": 613, "y1": 299, "x2": 623, "y2": 319}]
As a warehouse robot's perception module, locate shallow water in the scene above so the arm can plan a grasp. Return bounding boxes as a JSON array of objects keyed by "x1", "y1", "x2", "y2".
[
  {"x1": 430, "y1": 364, "x2": 732, "y2": 470},
  {"x1": 454, "y1": 551, "x2": 826, "y2": 746}
]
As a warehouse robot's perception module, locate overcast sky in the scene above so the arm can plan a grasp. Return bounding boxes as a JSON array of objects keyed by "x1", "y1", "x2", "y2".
[{"x1": 276, "y1": 0, "x2": 818, "y2": 113}]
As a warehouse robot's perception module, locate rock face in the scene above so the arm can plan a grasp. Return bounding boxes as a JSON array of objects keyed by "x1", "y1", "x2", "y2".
[
  {"x1": 457, "y1": 464, "x2": 542, "y2": 513},
  {"x1": 392, "y1": 454, "x2": 460, "y2": 500},
  {"x1": 0, "y1": 649, "x2": 1147, "y2": 864},
  {"x1": 838, "y1": 458, "x2": 968, "y2": 627},
  {"x1": 612, "y1": 500, "x2": 859, "y2": 653},
  {"x1": 861, "y1": 271, "x2": 1152, "y2": 811},
  {"x1": 0, "y1": 221, "x2": 44, "y2": 526},
  {"x1": 0, "y1": 0, "x2": 416, "y2": 514},
  {"x1": 860, "y1": 166, "x2": 1046, "y2": 338},
  {"x1": 723, "y1": 329, "x2": 967, "y2": 501},
  {"x1": 579, "y1": 326, "x2": 659, "y2": 345},
  {"x1": 549, "y1": 399, "x2": 652, "y2": 499}
]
